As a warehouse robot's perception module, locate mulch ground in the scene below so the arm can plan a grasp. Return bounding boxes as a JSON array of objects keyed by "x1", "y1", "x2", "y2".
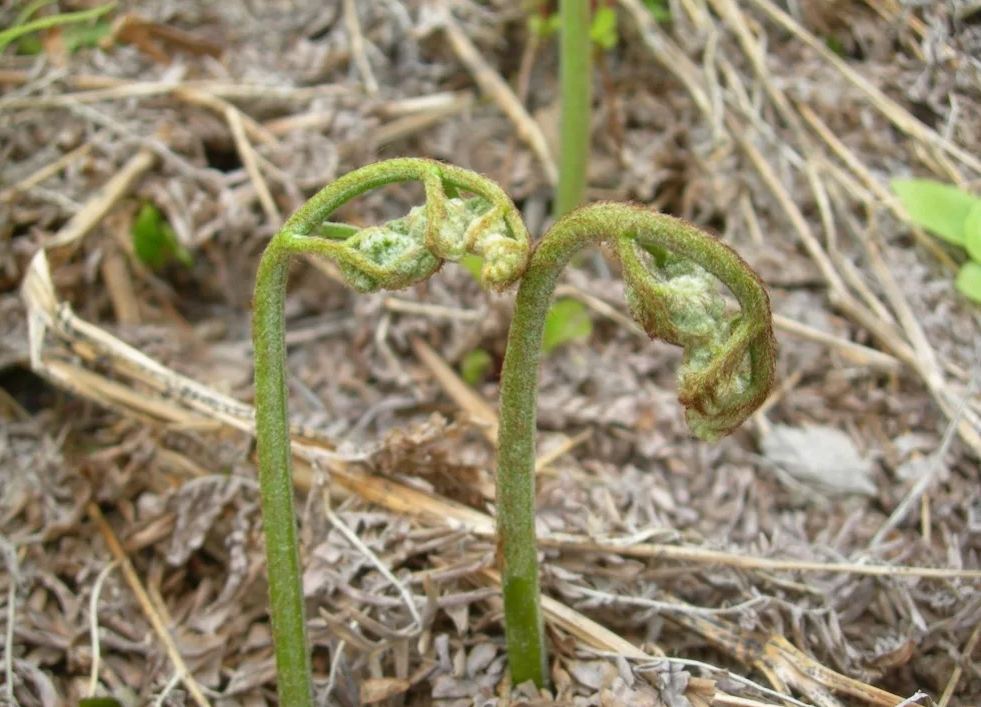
[{"x1": 1, "y1": 1, "x2": 980, "y2": 705}]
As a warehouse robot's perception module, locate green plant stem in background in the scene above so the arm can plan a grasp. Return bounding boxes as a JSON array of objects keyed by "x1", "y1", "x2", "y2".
[
  {"x1": 556, "y1": 0, "x2": 591, "y2": 217},
  {"x1": 497, "y1": 204, "x2": 776, "y2": 686},
  {"x1": 253, "y1": 159, "x2": 530, "y2": 706}
]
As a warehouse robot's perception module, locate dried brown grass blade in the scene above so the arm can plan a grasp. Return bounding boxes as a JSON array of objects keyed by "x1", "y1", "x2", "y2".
[
  {"x1": 438, "y1": 8, "x2": 558, "y2": 185},
  {"x1": 45, "y1": 147, "x2": 156, "y2": 250},
  {"x1": 743, "y1": 0, "x2": 981, "y2": 176},
  {"x1": 410, "y1": 337, "x2": 498, "y2": 442},
  {"x1": 88, "y1": 503, "x2": 211, "y2": 707}
]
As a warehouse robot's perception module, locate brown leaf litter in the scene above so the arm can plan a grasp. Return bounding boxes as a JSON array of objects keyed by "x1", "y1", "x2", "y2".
[{"x1": 2, "y1": 0, "x2": 981, "y2": 705}]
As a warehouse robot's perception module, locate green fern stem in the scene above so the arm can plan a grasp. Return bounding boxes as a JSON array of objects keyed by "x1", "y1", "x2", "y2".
[
  {"x1": 253, "y1": 159, "x2": 530, "y2": 706},
  {"x1": 253, "y1": 237, "x2": 314, "y2": 707},
  {"x1": 254, "y1": 160, "x2": 774, "y2": 701},
  {"x1": 496, "y1": 202, "x2": 776, "y2": 687}
]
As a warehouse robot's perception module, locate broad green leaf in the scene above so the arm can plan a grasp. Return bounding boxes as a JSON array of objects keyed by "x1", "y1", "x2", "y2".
[
  {"x1": 460, "y1": 254, "x2": 484, "y2": 281},
  {"x1": 965, "y1": 202, "x2": 981, "y2": 263},
  {"x1": 131, "y1": 203, "x2": 192, "y2": 270},
  {"x1": 589, "y1": 7, "x2": 618, "y2": 50},
  {"x1": 891, "y1": 178, "x2": 981, "y2": 246},
  {"x1": 460, "y1": 349, "x2": 493, "y2": 386},
  {"x1": 955, "y1": 261, "x2": 981, "y2": 304},
  {"x1": 542, "y1": 298, "x2": 592, "y2": 353},
  {"x1": 78, "y1": 699, "x2": 123, "y2": 707}
]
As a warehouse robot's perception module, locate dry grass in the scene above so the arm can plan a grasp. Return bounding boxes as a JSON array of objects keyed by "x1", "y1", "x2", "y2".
[{"x1": 1, "y1": 1, "x2": 980, "y2": 705}]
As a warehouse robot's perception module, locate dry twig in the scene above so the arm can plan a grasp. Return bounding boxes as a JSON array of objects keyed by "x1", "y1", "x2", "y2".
[
  {"x1": 87, "y1": 504, "x2": 211, "y2": 707},
  {"x1": 437, "y1": 7, "x2": 558, "y2": 185}
]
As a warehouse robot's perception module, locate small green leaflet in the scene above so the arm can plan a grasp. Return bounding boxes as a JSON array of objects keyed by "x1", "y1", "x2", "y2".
[
  {"x1": 460, "y1": 349, "x2": 493, "y2": 386},
  {"x1": 78, "y1": 699, "x2": 123, "y2": 707},
  {"x1": 527, "y1": 13, "x2": 561, "y2": 38},
  {"x1": 955, "y1": 261, "x2": 981, "y2": 304},
  {"x1": 643, "y1": 0, "x2": 671, "y2": 23},
  {"x1": 542, "y1": 298, "x2": 592, "y2": 353},
  {"x1": 589, "y1": 7, "x2": 618, "y2": 50},
  {"x1": 131, "y1": 203, "x2": 193, "y2": 270},
  {"x1": 824, "y1": 35, "x2": 846, "y2": 57},
  {"x1": 891, "y1": 178, "x2": 981, "y2": 246}
]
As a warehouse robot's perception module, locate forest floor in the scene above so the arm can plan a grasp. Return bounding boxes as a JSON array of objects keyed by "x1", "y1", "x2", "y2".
[{"x1": 1, "y1": 1, "x2": 981, "y2": 706}]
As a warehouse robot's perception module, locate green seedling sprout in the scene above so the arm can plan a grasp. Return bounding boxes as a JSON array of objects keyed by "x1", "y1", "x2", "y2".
[
  {"x1": 132, "y1": 203, "x2": 193, "y2": 270},
  {"x1": 252, "y1": 159, "x2": 776, "y2": 702}
]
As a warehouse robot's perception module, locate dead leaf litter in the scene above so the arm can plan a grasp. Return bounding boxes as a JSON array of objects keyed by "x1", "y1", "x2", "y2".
[{"x1": 1, "y1": 0, "x2": 980, "y2": 705}]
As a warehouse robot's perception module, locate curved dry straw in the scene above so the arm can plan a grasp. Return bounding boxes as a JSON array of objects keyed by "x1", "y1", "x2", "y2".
[{"x1": 253, "y1": 160, "x2": 776, "y2": 701}]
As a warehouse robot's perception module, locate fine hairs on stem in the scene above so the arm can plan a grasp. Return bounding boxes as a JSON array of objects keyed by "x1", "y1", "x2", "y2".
[
  {"x1": 253, "y1": 159, "x2": 531, "y2": 706},
  {"x1": 252, "y1": 159, "x2": 776, "y2": 702},
  {"x1": 497, "y1": 203, "x2": 776, "y2": 686}
]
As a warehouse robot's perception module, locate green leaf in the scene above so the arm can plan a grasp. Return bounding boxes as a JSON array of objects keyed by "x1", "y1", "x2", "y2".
[
  {"x1": 891, "y1": 178, "x2": 981, "y2": 246},
  {"x1": 528, "y1": 13, "x2": 561, "y2": 38},
  {"x1": 0, "y1": 2, "x2": 115, "y2": 53},
  {"x1": 965, "y1": 202, "x2": 981, "y2": 263},
  {"x1": 824, "y1": 35, "x2": 846, "y2": 57},
  {"x1": 460, "y1": 253, "x2": 484, "y2": 281},
  {"x1": 131, "y1": 203, "x2": 193, "y2": 270},
  {"x1": 642, "y1": 0, "x2": 671, "y2": 23},
  {"x1": 63, "y1": 19, "x2": 113, "y2": 52},
  {"x1": 542, "y1": 298, "x2": 592, "y2": 353},
  {"x1": 589, "y1": 6, "x2": 618, "y2": 50},
  {"x1": 460, "y1": 349, "x2": 494, "y2": 386},
  {"x1": 78, "y1": 699, "x2": 123, "y2": 707},
  {"x1": 956, "y1": 261, "x2": 981, "y2": 304},
  {"x1": 16, "y1": 35, "x2": 43, "y2": 54}
]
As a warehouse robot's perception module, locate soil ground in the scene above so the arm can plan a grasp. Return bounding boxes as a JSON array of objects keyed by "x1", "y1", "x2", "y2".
[{"x1": 1, "y1": 1, "x2": 980, "y2": 706}]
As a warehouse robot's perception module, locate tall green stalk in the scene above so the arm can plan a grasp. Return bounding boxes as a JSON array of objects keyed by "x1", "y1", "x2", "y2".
[
  {"x1": 497, "y1": 204, "x2": 776, "y2": 687},
  {"x1": 253, "y1": 239, "x2": 311, "y2": 707},
  {"x1": 253, "y1": 160, "x2": 775, "y2": 699},
  {"x1": 556, "y1": 0, "x2": 591, "y2": 217}
]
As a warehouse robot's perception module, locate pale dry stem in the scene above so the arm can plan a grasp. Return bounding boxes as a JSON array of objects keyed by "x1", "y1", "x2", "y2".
[
  {"x1": 87, "y1": 503, "x2": 212, "y2": 707},
  {"x1": 437, "y1": 7, "x2": 558, "y2": 185}
]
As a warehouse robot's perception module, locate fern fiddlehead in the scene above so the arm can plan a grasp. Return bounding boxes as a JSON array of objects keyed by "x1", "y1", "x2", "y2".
[
  {"x1": 253, "y1": 161, "x2": 775, "y2": 701},
  {"x1": 497, "y1": 202, "x2": 775, "y2": 686},
  {"x1": 252, "y1": 159, "x2": 530, "y2": 707}
]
